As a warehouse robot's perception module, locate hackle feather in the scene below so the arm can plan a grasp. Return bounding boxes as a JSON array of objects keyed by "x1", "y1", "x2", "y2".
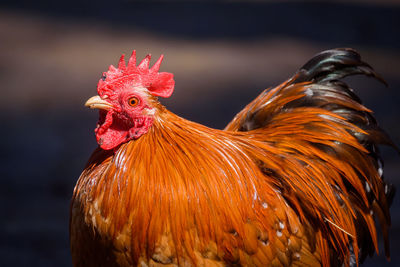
[{"x1": 71, "y1": 48, "x2": 396, "y2": 267}]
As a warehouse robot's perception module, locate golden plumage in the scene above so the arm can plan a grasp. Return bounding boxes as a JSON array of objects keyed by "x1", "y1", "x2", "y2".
[{"x1": 70, "y1": 48, "x2": 395, "y2": 266}]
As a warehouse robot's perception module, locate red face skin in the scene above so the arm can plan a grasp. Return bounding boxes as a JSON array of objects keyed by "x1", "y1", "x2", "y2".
[
  {"x1": 86, "y1": 52, "x2": 174, "y2": 150},
  {"x1": 95, "y1": 88, "x2": 155, "y2": 150}
]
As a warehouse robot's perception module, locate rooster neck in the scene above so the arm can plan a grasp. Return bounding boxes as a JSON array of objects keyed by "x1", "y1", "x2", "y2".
[{"x1": 75, "y1": 110, "x2": 285, "y2": 263}]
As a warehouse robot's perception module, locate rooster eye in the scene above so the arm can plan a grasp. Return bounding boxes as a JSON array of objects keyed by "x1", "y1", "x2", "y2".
[{"x1": 128, "y1": 97, "x2": 139, "y2": 107}]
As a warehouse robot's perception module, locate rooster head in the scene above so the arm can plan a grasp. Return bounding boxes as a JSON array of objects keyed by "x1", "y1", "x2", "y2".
[{"x1": 85, "y1": 51, "x2": 175, "y2": 150}]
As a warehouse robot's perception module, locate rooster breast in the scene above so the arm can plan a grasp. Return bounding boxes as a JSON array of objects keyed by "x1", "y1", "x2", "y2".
[{"x1": 71, "y1": 112, "x2": 324, "y2": 267}]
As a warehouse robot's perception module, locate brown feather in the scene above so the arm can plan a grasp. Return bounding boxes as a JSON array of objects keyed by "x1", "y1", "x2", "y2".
[{"x1": 71, "y1": 48, "x2": 395, "y2": 266}]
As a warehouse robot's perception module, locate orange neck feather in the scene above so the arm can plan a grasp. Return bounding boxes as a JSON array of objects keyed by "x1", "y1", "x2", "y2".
[
  {"x1": 76, "y1": 106, "x2": 378, "y2": 265},
  {"x1": 77, "y1": 109, "x2": 288, "y2": 263}
]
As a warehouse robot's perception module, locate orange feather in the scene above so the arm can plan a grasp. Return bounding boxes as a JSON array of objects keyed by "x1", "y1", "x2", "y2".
[{"x1": 70, "y1": 48, "x2": 395, "y2": 266}]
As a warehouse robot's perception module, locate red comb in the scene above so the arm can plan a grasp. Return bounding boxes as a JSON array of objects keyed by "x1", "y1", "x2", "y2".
[{"x1": 97, "y1": 51, "x2": 175, "y2": 98}]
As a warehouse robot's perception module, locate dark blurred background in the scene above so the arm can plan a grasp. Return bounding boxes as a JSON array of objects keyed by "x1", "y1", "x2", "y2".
[{"x1": 1, "y1": 0, "x2": 399, "y2": 266}]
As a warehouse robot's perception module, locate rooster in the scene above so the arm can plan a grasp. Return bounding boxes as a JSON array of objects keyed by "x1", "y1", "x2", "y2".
[{"x1": 70, "y1": 48, "x2": 395, "y2": 267}]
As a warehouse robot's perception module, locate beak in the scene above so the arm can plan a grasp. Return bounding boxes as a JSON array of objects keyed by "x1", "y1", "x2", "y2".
[{"x1": 85, "y1": 96, "x2": 113, "y2": 110}]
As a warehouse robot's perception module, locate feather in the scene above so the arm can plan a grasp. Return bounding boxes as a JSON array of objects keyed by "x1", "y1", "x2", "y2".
[
  {"x1": 226, "y1": 48, "x2": 396, "y2": 265},
  {"x1": 71, "y1": 48, "x2": 396, "y2": 267}
]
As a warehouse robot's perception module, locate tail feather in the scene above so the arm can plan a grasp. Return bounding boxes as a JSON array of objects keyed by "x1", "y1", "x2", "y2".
[
  {"x1": 226, "y1": 48, "x2": 396, "y2": 265},
  {"x1": 293, "y1": 49, "x2": 396, "y2": 263},
  {"x1": 294, "y1": 48, "x2": 387, "y2": 86}
]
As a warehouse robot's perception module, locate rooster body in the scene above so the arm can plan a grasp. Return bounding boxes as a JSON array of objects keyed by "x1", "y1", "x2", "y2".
[{"x1": 71, "y1": 49, "x2": 395, "y2": 266}]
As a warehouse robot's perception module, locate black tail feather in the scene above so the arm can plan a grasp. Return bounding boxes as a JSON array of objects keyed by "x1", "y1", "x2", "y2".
[{"x1": 294, "y1": 48, "x2": 387, "y2": 86}]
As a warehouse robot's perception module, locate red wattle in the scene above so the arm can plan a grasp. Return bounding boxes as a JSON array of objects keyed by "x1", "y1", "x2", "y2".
[{"x1": 96, "y1": 127, "x2": 129, "y2": 150}]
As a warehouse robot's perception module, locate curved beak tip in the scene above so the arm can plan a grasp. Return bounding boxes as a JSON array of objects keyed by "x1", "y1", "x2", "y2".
[{"x1": 85, "y1": 95, "x2": 113, "y2": 110}]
